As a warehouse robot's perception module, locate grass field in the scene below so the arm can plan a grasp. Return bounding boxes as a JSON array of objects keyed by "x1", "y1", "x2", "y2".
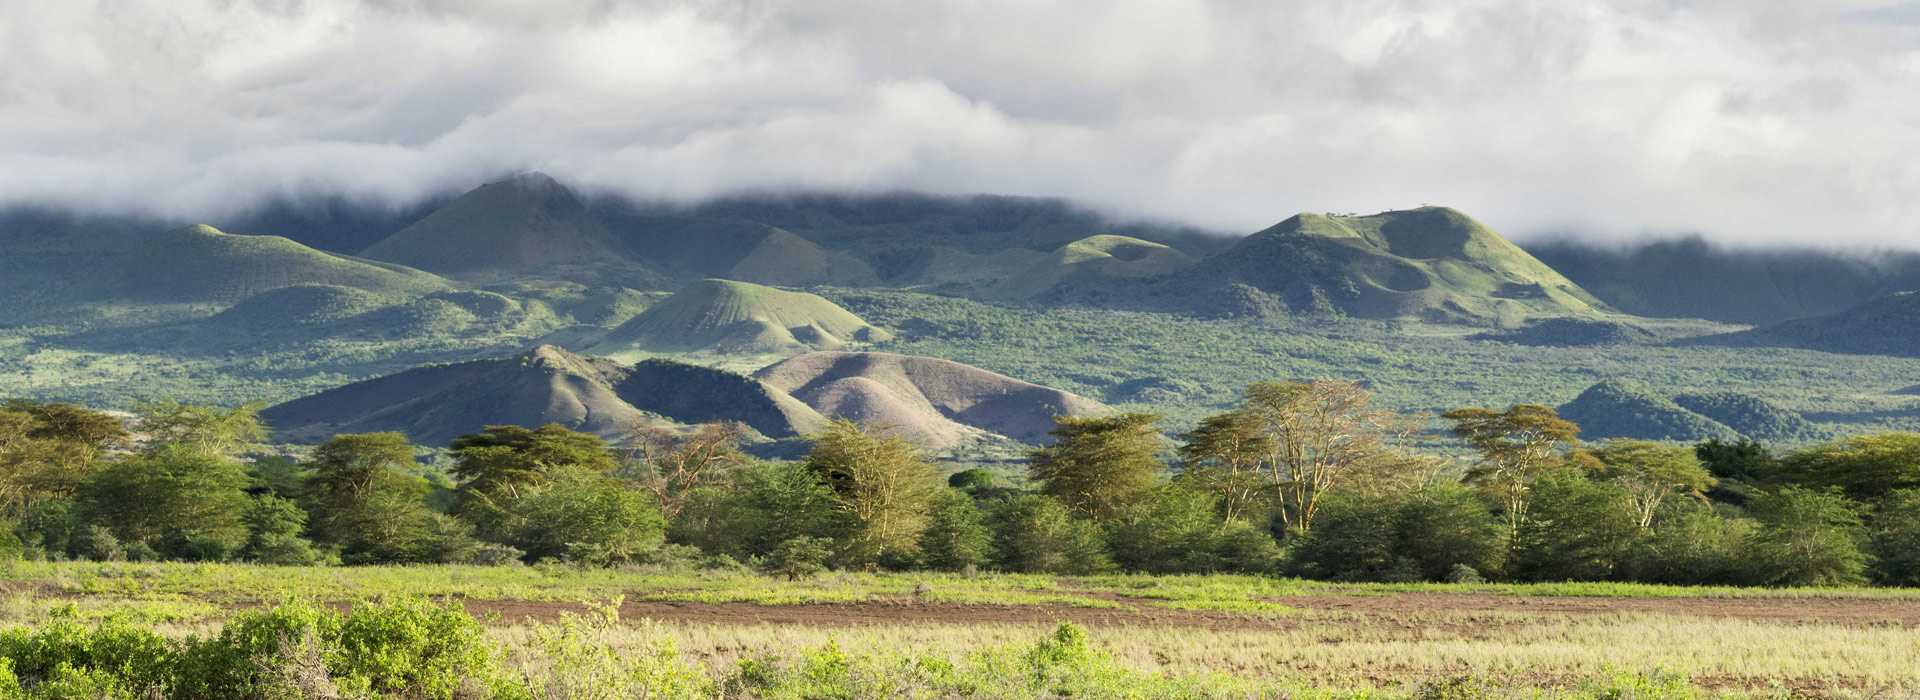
[{"x1": 4, "y1": 562, "x2": 1917, "y2": 697}]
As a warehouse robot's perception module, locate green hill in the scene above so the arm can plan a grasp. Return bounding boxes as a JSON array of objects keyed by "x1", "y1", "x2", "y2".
[
  {"x1": 204, "y1": 285, "x2": 390, "y2": 333},
  {"x1": 1695, "y1": 292, "x2": 1920, "y2": 358},
  {"x1": 1672, "y1": 392, "x2": 1829, "y2": 443},
  {"x1": 621, "y1": 219, "x2": 878, "y2": 287},
  {"x1": 1181, "y1": 207, "x2": 1608, "y2": 325},
  {"x1": 360, "y1": 173, "x2": 643, "y2": 280},
  {"x1": 1559, "y1": 381, "x2": 1738, "y2": 442},
  {"x1": 112, "y1": 224, "x2": 448, "y2": 304},
  {"x1": 994, "y1": 235, "x2": 1194, "y2": 299},
  {"x1": 1470, "y1": 318, "x2": 1657, "y2": 347},
  {"x1": 593, "y1": 279, "x2": 890, "y2": 355}
]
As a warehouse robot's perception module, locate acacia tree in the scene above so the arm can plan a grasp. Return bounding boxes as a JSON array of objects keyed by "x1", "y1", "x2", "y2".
[
  {"x1": 804, "y1": 419, "x2": 940, "y2": 565},
  {"x1": 302, "y1": 432, "x2": 448, "y2": 563},
  {"x1": 1029, "y1": 413, "x2": 1164, "y2": 520},
  {"x1": 1238, "y1": 380, "x2": 1429, "y2": 533},
  {"x1": 0, "y1": 402, "x2": 128, "y2": 515},
  {"x1": 1443, "y1": 404, "x2": 1581, "y2": 539},
  {"x1": 622, "y1": 422, "x2": 746, "y2": 520},
  {"x1": 133, "y1": 401, "x2": 266, "y2": 457},
  {"x1": 1590, "y1": 439, "x2": 1716, "y2": 528},
  {"x1": 448, "y1": 424, "x2": 618, "y2": 522},
  {"x1": 1178, "y1": 409, "x2": 1271, "y2": 522}
]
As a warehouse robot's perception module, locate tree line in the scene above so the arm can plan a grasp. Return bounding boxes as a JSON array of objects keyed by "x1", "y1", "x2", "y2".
[{"x1": 2, "y1": 382, "x2": 1917, "y2": 587}]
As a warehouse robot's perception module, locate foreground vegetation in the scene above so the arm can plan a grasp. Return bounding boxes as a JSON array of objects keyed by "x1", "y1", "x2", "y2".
[
  {"x1": 6, "y1": 382, "x2": 1920, "y2": 590},
  {"x1": 12, "y1": 594, "x2": 1886, "y2": 700}
]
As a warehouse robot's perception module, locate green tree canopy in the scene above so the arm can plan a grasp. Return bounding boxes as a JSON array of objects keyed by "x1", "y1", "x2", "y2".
[
  {"x1": 1774, "y1": 433, "x2": 1920, "y2": 502},
  {"x1": 299, "y1": 432, "x2": 449, "y2": 564},
  {"x1": 134, "y1": 401, "x2": 265, "y2": 457},
  {"x1": 448, "y1": 424, "x2": 618, "y2": 519},
  {"x1": 805, "y1": 419, "x2": 940, "y2": 565},
  {"x1": 76, "y1": 445, "x2": 253, "y2": 560},
  {"x1": 1029, "y1": 413, "x2": 1164, "y2": 520},
  {"x1": 1745, "y1": 486, "x2": 1870, "y2": 587},
  {"x1": 1444, "y1": 404, "x2": 1582, "y2": 539},
  {"x1": 1590, "y1": 440, "x2": 1716, "y2": 528}
]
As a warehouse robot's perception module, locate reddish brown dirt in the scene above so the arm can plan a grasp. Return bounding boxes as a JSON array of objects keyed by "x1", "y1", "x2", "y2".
[
  {"x1": 441, "y1": 591, "x2": 1920, "y2": 630},
  {"x1": 1271, "y1": 592, "x2": 1920, "y2": 626},
  {"x1": 462, "y1": 597, "x2": 1280, "y2": 630}
]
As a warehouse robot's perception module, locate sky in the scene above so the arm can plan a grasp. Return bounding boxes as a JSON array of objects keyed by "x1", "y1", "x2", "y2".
[{"x1": 3, "y1": 0, "x2": 1919, "y2": 247}]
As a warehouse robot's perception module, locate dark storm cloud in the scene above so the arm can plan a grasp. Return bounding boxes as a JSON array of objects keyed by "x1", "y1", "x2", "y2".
[{"x1": 2, "y1": 0, "x2": 1916, "y2": 245}]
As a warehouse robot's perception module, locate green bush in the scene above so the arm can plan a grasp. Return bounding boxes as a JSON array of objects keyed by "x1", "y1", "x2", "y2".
[
  {"x1": 1511, "y1": 470, "x2": 1641, "y2": 582},
  {"x1": 1870, "y1": 489, "x2": 1920, "y2": 586},
  {"x1": 989, "y1": 495, "x2": 1112, "y2": 575},
  {"x1": 1745, "y1": 487, "x2": 1870, "y2": 586},
  {"x1": 501, "y1": 467, "x2": 665, "y2": 566},
  {"x1": 918, "y1": 489, "x2": 994, "y2": 571},
  {"x1": 0, "y1": 610, "x2": 174, "y2": 697}
]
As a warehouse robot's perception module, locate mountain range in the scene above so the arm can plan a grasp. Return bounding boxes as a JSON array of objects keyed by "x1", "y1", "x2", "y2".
[{"x1": 5, "y1": 172, "x2": 1919, "y2": 451}]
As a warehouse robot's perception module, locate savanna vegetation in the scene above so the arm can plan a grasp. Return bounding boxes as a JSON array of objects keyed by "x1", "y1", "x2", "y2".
[{"x1": 5, "y1": 383, "x2": 1920, "y2": 697}]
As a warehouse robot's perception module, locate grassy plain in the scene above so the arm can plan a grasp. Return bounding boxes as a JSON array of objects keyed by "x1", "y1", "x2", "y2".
[{"x1": 3, "y1": 562, "x2": 1917, "y2": 697}]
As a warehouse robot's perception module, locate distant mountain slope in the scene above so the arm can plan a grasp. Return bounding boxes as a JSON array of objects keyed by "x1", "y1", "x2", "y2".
[
  {"x1": 613, "y1": 219, "x2": 879, "y2": 287},
  {"x1": 754, "y1": 351, "x2": 1107, "y2": 448},
  {"x1": 1177, "y1": 208, "x2": 1607, "y2": 325},
  {"x1": 113, "y1": 224, "x2": 449, "y2": 304},
  {"x1": 1525, "y1": 236, "x2": 1920, "y2": 324},
  {"x1": 261, "y1": 345, "x2": 817, "y2": 445},
  {"x1": 1692, "y1": 292, "x2": 1920, "y2": 358},
  {"x1": 360, "y1": 173, "x2": 641, "y2": 280},
  {"x1": 594, "y1": 279, "x2": 890, "y2": 355},
  {"x1": 994, "y1": 235, "x2": 1194, "y2": 299},
  {"x1": 261, "y1": 345, "x2": 655, "y2": 445}
]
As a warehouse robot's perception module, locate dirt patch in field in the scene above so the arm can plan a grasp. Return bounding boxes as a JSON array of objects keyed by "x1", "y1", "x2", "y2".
[
  {"x1": 463, "y1": 597, "x2": 1284, "y2": 631},
  {"x1": 446, "y1": 591, "x2": 1920, "y2": 631},
  {"x1": 1271, "y1": 592, "x2": 1920, "y2": 626}
]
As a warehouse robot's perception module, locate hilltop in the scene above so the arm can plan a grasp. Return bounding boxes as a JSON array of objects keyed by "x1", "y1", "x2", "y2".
[
  {"x1": 1692, "y1": 292, "x2": 1920, "y2": 358},
  {"x1": 110, "y1": 224, "x2": 449, "y2": 304},
  {"x1": 593, "y1": 279, "x2": 890, "y2": 356},
  {"x1": 754, "y1": 351, "x2": 1108, "y2": 449},
  {"x1": 993, "y1": 234, "x2": 1194, "y2": 300},
  {"x1": 260, "y1": 345, "x2": 820, "y2": 446},
  {"x1": 360, "y1": 173, "x2": 645, "y2": 281},
  {"x1": 1557, "y1": 381, "x2": 1824, "y2": 443},
  {"x1": 1175, "y1": 207, "x2": 1607, "y2": 325},
  {"x1": 1558, "y1": 381, "x2": 1739, "y2": 442}
]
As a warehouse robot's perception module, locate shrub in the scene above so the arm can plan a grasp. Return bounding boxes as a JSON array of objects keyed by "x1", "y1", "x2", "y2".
[
  {"x1": 1627, "y1": 504, "x2": 1755, "y2": 585},
  {"x1": 241, "y1": 495, "x2": 331, "y2": 566},
  {"x1": 764, "y1": 536, "x2": 833, "y2": 581},
  {"x1": 1870, "y1": 489, "x2": 1920, "y2": 586},
  {"x1": 1744, "y1": 487, "x2": 1870, "y2": 586},
  {"x1": 0, "y1": 610, "x2": 175, "y2": 697},
  {"x1": 989, "y1": 495, "x2": 1112, "y2": 575},
  {"x1": 1510, "y1": 470, "x2": 1641, "y2": 582},
  {"x1": 501, "y1": 467, "x2": 665, "y2": 566},
  {"x1": 918, "y1": 489, "x2": 993, "y2": 571}
]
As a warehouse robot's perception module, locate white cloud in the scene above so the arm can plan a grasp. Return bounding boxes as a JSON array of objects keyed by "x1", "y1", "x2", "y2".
[{"x1": 2, "y1": 0, "x2": 1917, "y2": 247}]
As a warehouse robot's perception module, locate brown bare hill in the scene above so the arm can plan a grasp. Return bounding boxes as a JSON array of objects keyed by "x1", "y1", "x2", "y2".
[
  {"x1": 262, "y1": 345, "x2": 821, "y2": 445},
  {"x1": 594, "y1": 279, "x2": 890, "y2": 355},
  {"x1": 360, "y1": 173, "x2": 633, "y2": 279},
  {"x1": 754, "y1": 351, "x2": 1108, "y2": 448}
]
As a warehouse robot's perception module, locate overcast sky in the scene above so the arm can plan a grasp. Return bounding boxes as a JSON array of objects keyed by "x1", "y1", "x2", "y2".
[{"x1": 4, "y1": 0, "x2": 1918, "y2": 246}]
